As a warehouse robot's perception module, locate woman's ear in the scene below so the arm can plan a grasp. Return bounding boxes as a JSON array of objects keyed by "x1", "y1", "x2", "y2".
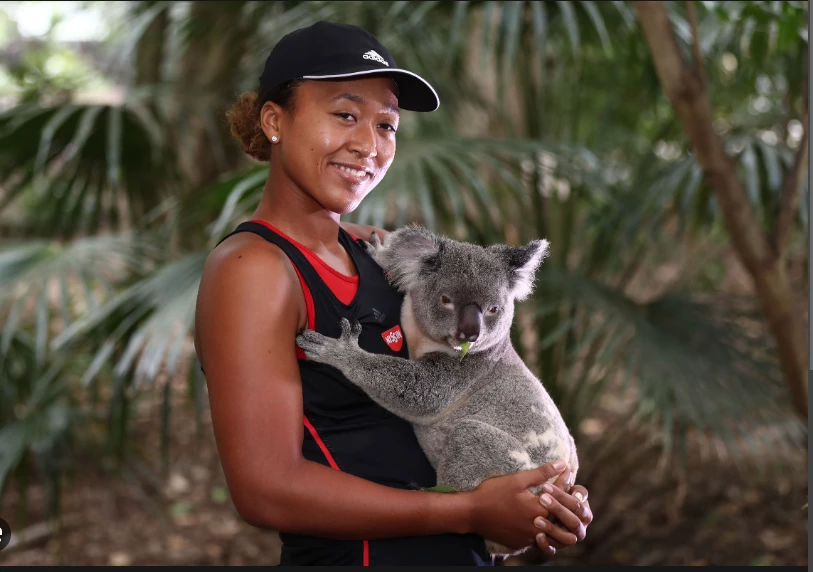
[{"x1": 260, "y1": 100, "x2": 284, "y2": 143}]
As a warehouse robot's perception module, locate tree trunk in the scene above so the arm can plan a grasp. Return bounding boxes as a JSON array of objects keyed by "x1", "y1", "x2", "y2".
[
  {"x1": 134, "y1": 1, "x2": 168, "y2": 88},
  {"x1": 174, "y1": 1, "x2": 256, "y2": 190},
  {"x1": 633, "y1": 1, "x2": 807, "y2": 418}
]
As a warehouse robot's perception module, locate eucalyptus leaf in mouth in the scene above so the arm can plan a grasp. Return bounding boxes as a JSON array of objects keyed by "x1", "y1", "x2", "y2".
[{"x1": 459, "y1": 341, "x2": 471, "y2": 361}]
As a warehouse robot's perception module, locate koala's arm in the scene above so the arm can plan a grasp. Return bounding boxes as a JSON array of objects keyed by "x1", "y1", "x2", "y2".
[{"x1": 347, "y1": 351, "x2": 474, "y2": 422}]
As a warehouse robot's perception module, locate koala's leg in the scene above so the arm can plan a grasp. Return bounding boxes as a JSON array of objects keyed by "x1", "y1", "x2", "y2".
[
  {"x1": 436, "y1": 419, "x2": 534, "y2": 493},
  {"x1": 437, "y1": 420, "x2": 538, "y2": 559}
]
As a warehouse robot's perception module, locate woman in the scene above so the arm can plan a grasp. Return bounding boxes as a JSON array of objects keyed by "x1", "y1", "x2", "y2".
[{"x1": 194, "y1": 21, "x2": 592, "y2": 566}]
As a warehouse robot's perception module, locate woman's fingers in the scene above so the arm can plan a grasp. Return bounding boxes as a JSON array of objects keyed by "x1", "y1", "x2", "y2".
[
  {"x1": 552, "y1": 467, "x2": 571, "y2": 492},
  {"x1": 535, "y1": 532, "x2": 557, "y2": 555},
  {"x1": 533, "y1": 515, "x2": 578, "y2": 546},
  {"x1": 538, "y1": 485, "x2": 586, "y2": 542},
  {"x1": 558, "y1": 484, "x2": 593, "y2": 525}
]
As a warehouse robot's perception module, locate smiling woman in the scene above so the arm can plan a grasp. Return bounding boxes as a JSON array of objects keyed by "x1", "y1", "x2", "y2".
[{"x1": 193, "y1": 20, "x2": 592, "y2": 566}]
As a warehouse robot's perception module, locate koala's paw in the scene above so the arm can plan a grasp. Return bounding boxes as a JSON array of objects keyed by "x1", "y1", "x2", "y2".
[
  {"x1": 295, "y1": 319, "x2": 362, "y2": 367},
  {"x1": 337, "y1": 317, "x2": 363, "y2": 344},
  {"x1": 363, "y1": 231, "x2": 385, "y2": 259}
]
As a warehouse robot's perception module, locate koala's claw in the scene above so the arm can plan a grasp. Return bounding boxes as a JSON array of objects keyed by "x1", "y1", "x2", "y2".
[
  {"x1": 339, "y1": 318, "x2": 363, "y2": 341},
  {"x1": 362, "y1": 231, "x2": 384, "y2": 259}
]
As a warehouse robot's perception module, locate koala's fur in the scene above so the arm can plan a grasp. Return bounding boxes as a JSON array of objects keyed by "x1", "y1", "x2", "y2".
[{"x1": 296, "y1": 224, "x2": 578, "y2": 557}]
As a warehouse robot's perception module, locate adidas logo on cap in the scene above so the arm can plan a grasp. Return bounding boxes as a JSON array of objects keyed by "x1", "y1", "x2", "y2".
[{"x1": 363, "y1": 50, "x2": 389, "y2": 67}]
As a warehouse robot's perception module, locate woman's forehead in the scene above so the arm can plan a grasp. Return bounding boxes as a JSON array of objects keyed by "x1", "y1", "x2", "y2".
[{"x1": 303, "y1": 77, "x2": 400, "y2": 111}]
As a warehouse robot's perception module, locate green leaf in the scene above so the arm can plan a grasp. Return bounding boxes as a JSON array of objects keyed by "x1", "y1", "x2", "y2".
[
  {"x1": 557, "y1": 0, "x2": 581, "y2": 57},
  {"x1": 581, "y1": 0, "x2": 612, "y2": 57},
  {"x1": 459, "y1": 341, "x2": 471, "y2": 361},
  {"x1": 211, "y1": 485, "x2": 230, "y2": 504},
  {"x1": 425, "y1": 485, "x2": 458, "y2": 493}
]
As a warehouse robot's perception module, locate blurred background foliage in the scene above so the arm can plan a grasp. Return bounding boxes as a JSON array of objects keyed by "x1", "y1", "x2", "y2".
[{"x1": 0, "y1": 0, "x2": 808, "y2": 566}]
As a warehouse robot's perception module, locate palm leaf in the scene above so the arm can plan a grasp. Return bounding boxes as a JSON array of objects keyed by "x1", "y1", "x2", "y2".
[
  {"x1": 52, "y1": 252, "x2": 207, "y2": 388},
  {"x1": 0, "y1": 99, "x2": 177, "y2": 237},
  {"x1": 532, "y1": 270, "x2": 804, "y2": 465}
]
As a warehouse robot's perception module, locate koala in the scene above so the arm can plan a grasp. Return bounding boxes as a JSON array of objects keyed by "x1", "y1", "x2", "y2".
[{"x1": 295, "y1": 224, "x2": 578, "y2": 557}]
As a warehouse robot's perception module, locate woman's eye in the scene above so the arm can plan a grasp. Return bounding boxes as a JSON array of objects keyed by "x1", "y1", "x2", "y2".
[{"x1": 488, "y1": 306, "x2": 500, "y2": 314}]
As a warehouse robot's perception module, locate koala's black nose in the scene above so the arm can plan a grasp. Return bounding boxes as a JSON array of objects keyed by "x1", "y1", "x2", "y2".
[{"x1": 456, "y1": 304, "x2": 482, "y2": 342}]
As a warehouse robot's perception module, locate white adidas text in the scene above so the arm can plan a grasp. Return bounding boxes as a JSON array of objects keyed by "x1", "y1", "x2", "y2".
[{"x1": 363, "y1": 50, "x2": 389, "y2": 66}]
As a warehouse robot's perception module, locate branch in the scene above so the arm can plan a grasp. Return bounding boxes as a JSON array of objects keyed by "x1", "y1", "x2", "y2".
[
  {"x1": 633, "y1": 1, "x2": 769, "y2": 273},
  {"x1": 634, "y1": 1, "x2": 807, "y2": 419},
  {"x1": 772, "y1": 51, "x2": 809, "y2": 257},
  {"x1": 685, "y1": 1, "x2": 707, "y2": 87},
  {"x1": 773, "y1": 121, "x2": 808, "y2": 256}
]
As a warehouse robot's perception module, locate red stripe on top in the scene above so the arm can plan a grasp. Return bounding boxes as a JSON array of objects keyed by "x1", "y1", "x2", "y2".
[
  {"x1": 291, "y1": 264, "x2": 315, "y2": 361},
  {"x1": 302, "y1": 415, "x2": 340, "y2": 470},
  {"x1": 250, "y1": 219, "x2": 358, "y2": 305}
]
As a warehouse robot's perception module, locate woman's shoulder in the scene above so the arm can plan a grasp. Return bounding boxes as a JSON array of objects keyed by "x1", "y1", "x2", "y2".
[
  {"x1": 205, "y1": 231, "x2": 292, "y2": 280},
  {"x1": 199, "y1": 231, "x2": 304, "y2": 308},
  {"x1": 195, "y1": 231, "x2": 307, "y2": 345}
]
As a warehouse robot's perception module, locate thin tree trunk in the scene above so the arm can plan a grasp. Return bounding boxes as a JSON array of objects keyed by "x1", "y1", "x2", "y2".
[
  {"x1": 174, "y1": 1, "x2": 255, "y2": 190},
  {"x1": 134, "y1": 1, "x2": 168, "y2": 88},
  {"x1": 633, "y1": 1, "x2": 807, "y2": 418}
]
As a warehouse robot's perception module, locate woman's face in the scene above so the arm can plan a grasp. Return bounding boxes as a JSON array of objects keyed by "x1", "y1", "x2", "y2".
[{"x1": 265, "y1": 77, "x2": 400, "y2": 215}]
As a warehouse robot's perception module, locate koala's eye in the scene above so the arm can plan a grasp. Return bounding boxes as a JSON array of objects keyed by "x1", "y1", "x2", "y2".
[
  {"x1": 440, "y1": 295, "x2": 454, "y2": 308},
  {"x1": 488, "y1": 305, "x2": 500, "y2": 314}
]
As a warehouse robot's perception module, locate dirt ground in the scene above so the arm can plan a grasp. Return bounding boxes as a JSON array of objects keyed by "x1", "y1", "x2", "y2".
[{"x1": 0, "y1": 384, "x2": 807, "y2": 567}]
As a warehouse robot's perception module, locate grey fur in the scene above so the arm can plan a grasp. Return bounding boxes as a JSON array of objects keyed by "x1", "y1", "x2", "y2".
[{"x1": 296, "y1": 224, "x2": 578, "y2": 557}]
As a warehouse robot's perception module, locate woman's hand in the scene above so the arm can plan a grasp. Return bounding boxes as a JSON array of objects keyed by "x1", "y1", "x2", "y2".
[
  {"x1": 532, "y1": 468, "x2": 593, "y2": 556},
  {"x1": 464, "y1": 460, "x2": 568, "y2": 551}
]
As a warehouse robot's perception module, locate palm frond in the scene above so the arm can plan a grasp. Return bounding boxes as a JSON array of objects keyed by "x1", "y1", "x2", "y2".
[
  {"x1": 531, "y1": 270, "x2": 805, "y2": 465},
  {"x1": 0, "y1": 332, "x2": 71, "y2": 492},
  {"x1": 0, "y1": 97, "x2": 177, "y2": 237},
  {"x1": 52, "y1": 252, "x2": 207, "y2": 389}
]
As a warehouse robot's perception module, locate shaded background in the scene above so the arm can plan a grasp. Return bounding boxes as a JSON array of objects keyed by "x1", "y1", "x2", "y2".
[{"x1": 0, "y1": 0, "x2": 808, "y2": 566}]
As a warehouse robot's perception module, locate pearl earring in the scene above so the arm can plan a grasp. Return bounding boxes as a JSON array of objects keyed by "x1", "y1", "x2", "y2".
[{"x1": 271, "y1": 135, "x2": 279, "y2": 143}]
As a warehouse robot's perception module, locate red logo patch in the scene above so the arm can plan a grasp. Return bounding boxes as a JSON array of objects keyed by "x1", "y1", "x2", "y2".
[{"x1": 382, "y1": 325, "x2": 404, "y2": 352}]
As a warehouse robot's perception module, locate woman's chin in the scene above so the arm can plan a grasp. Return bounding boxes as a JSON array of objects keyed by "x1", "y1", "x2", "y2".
[{"x1": 318, "y1": 191, "x2": 369, "y2": 215}]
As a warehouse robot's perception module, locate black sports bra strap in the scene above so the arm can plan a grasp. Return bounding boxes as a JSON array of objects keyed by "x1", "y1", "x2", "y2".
[{"x1": 218, "y1": 221, "x2": 331, "y2": 294}]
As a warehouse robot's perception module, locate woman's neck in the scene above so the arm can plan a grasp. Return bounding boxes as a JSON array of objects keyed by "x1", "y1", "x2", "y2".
[{"x1": 251, "y1": 173, "x2": 342, "y2": 253}]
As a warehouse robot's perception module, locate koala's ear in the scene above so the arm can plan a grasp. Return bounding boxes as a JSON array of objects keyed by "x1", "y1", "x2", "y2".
[
  {"x1": 495, "y1": 239, "x2": 550, "y2": 300},
  {"x1": 377, "y1": 224, "x2": 442, "y2": 291}
]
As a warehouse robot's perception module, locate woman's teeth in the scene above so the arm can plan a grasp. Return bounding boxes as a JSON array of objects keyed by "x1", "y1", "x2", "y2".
[{"x1": 337, "y1": 165, "x2": 367, "y2": 177}]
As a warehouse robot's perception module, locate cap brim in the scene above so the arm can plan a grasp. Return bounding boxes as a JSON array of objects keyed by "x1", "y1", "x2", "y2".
[{"x1": 301, "y1": 68, "x2": 439, "y2": 112}]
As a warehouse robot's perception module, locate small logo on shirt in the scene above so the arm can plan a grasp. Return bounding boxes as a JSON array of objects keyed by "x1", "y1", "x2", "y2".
[
  {"x1": 372, "y1": 308, "x2": 387, "y2": 323},
  {"x1": 363, "y1": 50, "x2": 389, "y2": 66},
  {"x1": 382, "y1": 325, "x2": 403, "y2": 352}
]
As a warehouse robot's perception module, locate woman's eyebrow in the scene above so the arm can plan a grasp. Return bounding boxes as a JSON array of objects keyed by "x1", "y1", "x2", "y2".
[{"x1": 333, "y1": 93, "x2": 400, "y2": 115}]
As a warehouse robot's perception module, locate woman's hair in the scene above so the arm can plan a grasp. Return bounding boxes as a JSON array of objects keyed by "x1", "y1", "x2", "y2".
[{"x1": 226, "y1": 79, "x2": 302, "y2": 162}]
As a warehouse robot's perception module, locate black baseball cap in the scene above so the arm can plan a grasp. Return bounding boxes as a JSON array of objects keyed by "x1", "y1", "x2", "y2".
[{"x1": 259, "y1": 21, "x2": 439, "y2": 112}]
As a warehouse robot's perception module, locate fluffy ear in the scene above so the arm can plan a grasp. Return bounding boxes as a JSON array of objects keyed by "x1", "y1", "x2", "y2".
[
  {"x1": 376, "y1": 224, "x2": 442, "y2": 291},
  {"x1": 495, "y1": 239, "x2": 550, "y2": 300}
]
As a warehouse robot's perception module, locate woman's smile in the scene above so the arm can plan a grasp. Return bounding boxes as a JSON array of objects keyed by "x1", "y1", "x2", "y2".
[{"x1": 330, "y1": 161, "x2": 374, "y2": 185}]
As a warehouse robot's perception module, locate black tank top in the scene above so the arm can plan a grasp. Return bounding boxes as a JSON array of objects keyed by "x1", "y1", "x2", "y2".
[{"x1": 216, "y1": 221, "x2": 493, "y2": 566}]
